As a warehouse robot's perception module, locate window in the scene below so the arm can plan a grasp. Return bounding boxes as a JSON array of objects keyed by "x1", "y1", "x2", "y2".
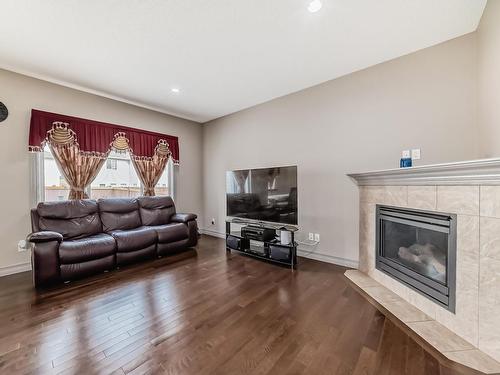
[
  {"x1": 106, "y1": 158, "x2": 117, "y2": 170},
  {"x1": 155, "y1": 159, "x2": 172, "y2": 196},
  {"x1": 91, "y1": 151, "x2": 141, "y2": 199},
  {"x1": 35, "y1": 148, "x2": 175, "y2": 203},
  {"x1": 43, "y1": 145, "x2": 70, "y2": 201}
]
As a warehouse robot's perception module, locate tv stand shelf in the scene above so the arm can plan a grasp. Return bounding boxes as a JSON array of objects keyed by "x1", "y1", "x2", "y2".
[{"x1": 225, "y1": 220, "x2": 298, "y2": 269}]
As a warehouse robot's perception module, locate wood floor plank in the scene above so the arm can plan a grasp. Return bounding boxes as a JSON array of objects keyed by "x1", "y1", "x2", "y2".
[{"x1": 0, "y1": 235, "x2": 481, "y2": 375}]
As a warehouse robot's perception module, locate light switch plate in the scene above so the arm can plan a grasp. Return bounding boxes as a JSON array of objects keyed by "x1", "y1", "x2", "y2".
[{"x1": 411, "y1": 149, "x2": 421, "y2": 160}]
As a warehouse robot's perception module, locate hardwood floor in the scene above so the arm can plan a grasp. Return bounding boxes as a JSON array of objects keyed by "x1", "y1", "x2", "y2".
[{"x1": 0, "y1": 235, "x2": 481, "y2": 375}]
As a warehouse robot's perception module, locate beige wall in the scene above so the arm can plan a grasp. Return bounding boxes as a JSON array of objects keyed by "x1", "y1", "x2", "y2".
[
  {"x1": 202, "y1": 34, "x2": 479, "y2": 266},
  {"x1": 5, "y1": 6, "x2": 500, "y2": 273},
  {"x1": 0, "y1": 68, "x2": 203, "y2": 272},
  {"x1": 478, "y1": 0, "x2": 500, "y2": 157}
]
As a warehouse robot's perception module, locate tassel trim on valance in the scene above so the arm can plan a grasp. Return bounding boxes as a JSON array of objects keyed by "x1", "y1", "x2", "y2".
[
  {"x1": 28, "y1": 109, "x2": 180, "y2": 164},
  {"x1": 29, "y1": 121, "x2": 176, "y2": 162}
]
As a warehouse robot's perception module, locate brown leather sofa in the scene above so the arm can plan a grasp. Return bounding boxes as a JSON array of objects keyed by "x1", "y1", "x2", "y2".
[{"x1": 27, "y1": 196, "x2": 198, "y2": 288}]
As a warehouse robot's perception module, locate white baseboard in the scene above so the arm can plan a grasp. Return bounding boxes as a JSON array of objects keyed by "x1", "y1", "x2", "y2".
[
  {"x1": 200, "y1": 228, "x2": 359, "y2": 269},
  {"x1": 296, "y1": 250, "x2": 358, "y2": 269},
  {"x1": 0, "y1": 262, "x2": 31, "y2": 277},
  {"x1": 199, "y1": 228, "x2": 226, "y2": 239}
]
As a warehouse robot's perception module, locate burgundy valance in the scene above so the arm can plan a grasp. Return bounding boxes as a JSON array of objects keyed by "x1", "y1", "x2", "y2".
[{"x1": 28, "y1": 109, "x2": 180, "y2": 163}]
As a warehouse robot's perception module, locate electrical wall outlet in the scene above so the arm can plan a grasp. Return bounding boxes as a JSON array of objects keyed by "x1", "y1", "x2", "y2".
[
  {"x1": 18, "y1": 240, "x2": 27, "y2": 252},
  {"x1": 308, "y1": 232, "x2": 314, "y2": 241},
  {"x1": 314, "y1": 233, "x2": 320, "y2": 242},
  {"x1": 211, "y1": 218, "x2": 216, "y2": 225},
  {"x1": 411, "y1": 148, "x2": 421, "y2": 160},
  {"x1": 402, "y1": 150, "x2": 411, "y2": 158}
]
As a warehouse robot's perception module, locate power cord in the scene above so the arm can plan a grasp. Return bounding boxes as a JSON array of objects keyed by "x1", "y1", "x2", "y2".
[
  {"x1": 296, "y1": 239, "x2": 319, "y2": 246},
  {"x1": 296, "y1": 239, "x2": 320, "y2": 257}
]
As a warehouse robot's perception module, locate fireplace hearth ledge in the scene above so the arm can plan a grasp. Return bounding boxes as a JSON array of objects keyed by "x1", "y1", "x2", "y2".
[{"x1": 345, "y1": 269, "x2": 500, "y2": 374}]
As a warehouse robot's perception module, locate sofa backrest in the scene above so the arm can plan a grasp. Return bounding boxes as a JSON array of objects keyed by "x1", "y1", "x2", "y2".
[
  {"x1": 138, "y1": 196, "x2": 176, "y2": 226},
  {"x1": 36, "y1": 200, "x2": 102, "y2": 240},
  {"x1": 98, "y1": 198, "x2": 141, "y2": 232},
  {"x1": 30, "y1": 208, "x2": 40, "y2": 232}
]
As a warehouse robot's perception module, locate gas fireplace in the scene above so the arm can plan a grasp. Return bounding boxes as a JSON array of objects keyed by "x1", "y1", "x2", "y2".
[{"x1": 376, "y1": 205, "x2": 457, "y2": 312}]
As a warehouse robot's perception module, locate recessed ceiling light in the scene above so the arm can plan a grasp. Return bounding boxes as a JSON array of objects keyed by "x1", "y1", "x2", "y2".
[
  {"x1": 308, "y1": 0, "x2": 322, "y2": 13},
  {"x1": 171, "y1": 88, "x2": 180, "y2": 93}
]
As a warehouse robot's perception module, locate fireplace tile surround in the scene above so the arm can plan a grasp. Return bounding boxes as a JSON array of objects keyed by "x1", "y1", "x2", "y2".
[
  {"x1": 348, "y1": 159, "x2": 500, "y2": 370},
  {"x1": 359, "y1": 187, "x2": 480, "y2": 344}
]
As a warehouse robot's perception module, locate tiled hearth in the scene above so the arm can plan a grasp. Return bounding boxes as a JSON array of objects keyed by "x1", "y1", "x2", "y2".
[
  {"x1": 348, "y1": 159, "x2": 500, "y2": 374},
  {"x1": 345, "y1": 270, "x2": 500, "y2": 374}
]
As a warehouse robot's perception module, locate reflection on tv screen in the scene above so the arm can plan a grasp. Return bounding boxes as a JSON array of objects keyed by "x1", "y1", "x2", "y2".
[{"x1": 226, "y1": 166, "x2": 297, "y2": 225}]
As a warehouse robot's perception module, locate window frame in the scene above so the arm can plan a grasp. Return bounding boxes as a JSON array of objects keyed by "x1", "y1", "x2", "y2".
[
  {"x1": 31, "y1": 151, "x2": 176, "y2": 204},
  {"x1": 106, "y1": 158, "x2": 118, "y2": 170}
]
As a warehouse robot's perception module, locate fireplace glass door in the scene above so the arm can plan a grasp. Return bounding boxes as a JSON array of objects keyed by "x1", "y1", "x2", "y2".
[
  {"x1": 380, "y1": 220, "x2": 448, "y2": 284},
  {"x1": 376, "y1": 205, "x2": 456, "y2": 312}
]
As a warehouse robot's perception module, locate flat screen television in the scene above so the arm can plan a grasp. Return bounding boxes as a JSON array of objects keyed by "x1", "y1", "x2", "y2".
[{"x1": 226, "y1": 166, "x2": 297, "y2": 225}]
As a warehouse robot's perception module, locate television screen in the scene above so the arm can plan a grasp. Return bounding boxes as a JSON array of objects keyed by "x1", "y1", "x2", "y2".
[{"x1": 226, "y1": 166, "x2": 297, "y2": 225}]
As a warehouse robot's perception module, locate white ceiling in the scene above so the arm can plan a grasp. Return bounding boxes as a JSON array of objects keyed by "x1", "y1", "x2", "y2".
[{"x1": 0, "y1": 0, "x2": 487, "y2": 123}]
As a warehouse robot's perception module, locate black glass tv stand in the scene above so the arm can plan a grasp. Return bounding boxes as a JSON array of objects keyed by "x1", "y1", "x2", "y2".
[{"x1": 225, "y1": 218, "x2": 298, "y2": 269}]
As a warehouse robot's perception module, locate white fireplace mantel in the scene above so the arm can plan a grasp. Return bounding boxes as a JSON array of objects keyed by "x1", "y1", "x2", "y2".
[{"x1": 348, "y1": 158, "x2": 500, "y2": 186}]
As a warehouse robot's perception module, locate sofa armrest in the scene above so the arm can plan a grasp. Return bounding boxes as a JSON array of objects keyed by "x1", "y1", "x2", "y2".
[
  {"x1": 30, "y1": 239, "x2": 62, "y2": 288},
  {"x1": 27, "y1": 231, "x2": 64, "y2": 244},
  {"x1": 187, "y1": 220, "x2": 198, "y2": 247},
  {"x1": 171, "y1": 213, "x2": 197, "y2": 223}
]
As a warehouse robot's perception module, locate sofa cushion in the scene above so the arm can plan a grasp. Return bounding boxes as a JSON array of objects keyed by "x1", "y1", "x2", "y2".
[
  {"x1": 116, "y1": 245, "x2": 156, "y2": 266},
  {"x1": 60, "y1": 255, "x2": 115, "y2": 281},
  {"x1": 37, "y1": 200, "x2": 102, "y2": 240},
  {"x1": 158, "y1": 238, "x2": 191, "y2": 256},
  {"x1": 150, "y1": 223, "x2": 189, "y2": 243},
  {"x1": 138, "y1": 196, "x2": 176, "y2": 226},
  {"x1": 59, "y1": 233, "x2": 116, "y2": 264},
  {"x1": 110, "y1": 226, "x2": 157, "y2": 253},
  {"x1": 98, "y1": 198, "x2": 141, "y2": 232}
]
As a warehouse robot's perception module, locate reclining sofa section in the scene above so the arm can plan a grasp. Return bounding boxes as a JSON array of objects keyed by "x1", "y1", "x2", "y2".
[{"x1": 27, "y1": 196, "x2": 198, "y2": 287}]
